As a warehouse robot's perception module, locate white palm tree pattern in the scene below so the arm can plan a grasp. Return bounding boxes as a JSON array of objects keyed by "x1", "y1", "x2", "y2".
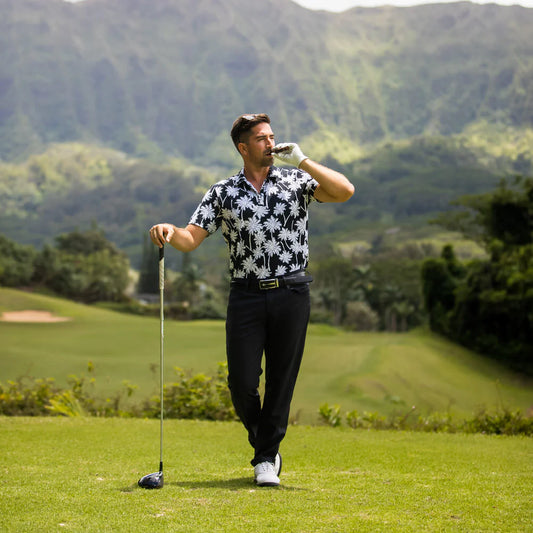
[{"x1": 189, "y1": 166, "x2": 318, "y2": 279}]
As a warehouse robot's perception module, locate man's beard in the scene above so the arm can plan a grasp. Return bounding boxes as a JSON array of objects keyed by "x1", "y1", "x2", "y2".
[{"x1": 260, "y1": 152, "x2": 274, "y2": 167}]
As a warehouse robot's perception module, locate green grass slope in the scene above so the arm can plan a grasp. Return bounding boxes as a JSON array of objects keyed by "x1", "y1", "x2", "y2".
[
  {"x1": 0, "y1": 418, "x2": 531, "y2": 532},
  {"x1": 1, "y1": 288, "x2": 532, "y2": 423}
]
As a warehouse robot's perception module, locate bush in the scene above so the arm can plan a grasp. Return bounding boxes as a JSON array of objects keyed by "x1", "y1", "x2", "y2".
[
  {"x1": 318, "y1": 403, "x2": 342, "y2": 427},
  {"x1": 143, "y1": 363, "x2": 236, "y2": 421},
  {"x1": 0, "y1": 365, "x2": 139, "y2": 418},
  {"x1": 0, "y1": 363, "x2": 235, "y2": 420},
  {"x1": 343, "y1": 301, "x2": 380, "y2": 331},
  {"x1": 319, "y1": 402, "x2": 533, "y2": 436},
  {"x1": 0, "y1": 377, "x2": 60, "y2": 416},
  {"x1": 463, "y1": 407, "x2": 533, "y2": 436}
]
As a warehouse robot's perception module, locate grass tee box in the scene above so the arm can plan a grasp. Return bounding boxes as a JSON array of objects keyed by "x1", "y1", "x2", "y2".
[{"x1": 1, "y1": 417, "x2": 532, "y2": 532}]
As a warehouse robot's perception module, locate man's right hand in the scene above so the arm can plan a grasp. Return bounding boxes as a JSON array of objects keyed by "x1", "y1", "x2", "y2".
[
  {"x1": 149, "y1": 223, "x2": 208, "y2": 252},
  {"x1": 150, "y1": 223, "x2": 176, "y2": 248}
]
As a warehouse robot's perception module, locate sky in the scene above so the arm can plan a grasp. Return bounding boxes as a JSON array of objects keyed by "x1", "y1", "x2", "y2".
[
  {"x1": 64, "y1": 0, "x2": 533, "y2": 7},
  {"x1": 294, "y1": 0, "x2": 533, "y2": 9}
]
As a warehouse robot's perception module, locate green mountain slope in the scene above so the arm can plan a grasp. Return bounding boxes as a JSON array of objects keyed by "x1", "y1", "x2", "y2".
[
  {"x1": 1, "y1": 288, "x2": 531, "y2": 423},
  {"x1": 0, "y1": 0, "x2": 532, "y2": 163},
  {"x1": 0, "y1": 134, "x2": 514, "y2": 263}
]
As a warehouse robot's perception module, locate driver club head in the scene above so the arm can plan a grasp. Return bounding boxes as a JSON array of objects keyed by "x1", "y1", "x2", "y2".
[{"x1": 138, "y1": 471, "x2": 164, "y2": 489}]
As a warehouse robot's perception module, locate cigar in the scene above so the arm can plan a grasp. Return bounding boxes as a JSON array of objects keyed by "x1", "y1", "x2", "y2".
[{"x1": 270, "y1": 146, "x2": 292, "y2": 154}]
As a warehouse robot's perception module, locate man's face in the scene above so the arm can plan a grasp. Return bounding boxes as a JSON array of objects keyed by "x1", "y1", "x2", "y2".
[{"x1": 240, "y1": 122, "x2": 275, "y2": 167}]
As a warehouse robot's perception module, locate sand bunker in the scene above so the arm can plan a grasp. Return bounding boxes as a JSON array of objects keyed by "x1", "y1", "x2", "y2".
[{"x1": 0, "y1": 310, "x2": 72, "y2": 323}]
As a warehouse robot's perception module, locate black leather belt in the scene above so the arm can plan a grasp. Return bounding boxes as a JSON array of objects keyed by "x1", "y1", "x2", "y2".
[{"x1": 231, "y1": 271, "x2": 313, "y2": 290}]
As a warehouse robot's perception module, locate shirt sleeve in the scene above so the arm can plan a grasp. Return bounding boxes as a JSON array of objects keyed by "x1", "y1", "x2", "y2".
[
  {"x1": 188, "y1": 185, "x2": 222, "y2": 235},
  {"x1": 299, "y1": 169, "x2": 320, "y2": 205}
]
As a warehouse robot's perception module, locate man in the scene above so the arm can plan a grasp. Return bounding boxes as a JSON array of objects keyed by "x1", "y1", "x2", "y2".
[{"x1": 149, "y1": 113, "x2": 354, "y2": 486}]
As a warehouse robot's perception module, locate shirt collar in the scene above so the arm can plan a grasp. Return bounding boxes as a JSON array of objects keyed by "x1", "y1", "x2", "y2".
[{"x1": 235, "y1": 166, "x2": 280, "y2": 185}]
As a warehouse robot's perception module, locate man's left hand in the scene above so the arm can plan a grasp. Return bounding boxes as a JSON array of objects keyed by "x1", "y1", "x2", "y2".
[{"x1": 272, "y1": 143, "x2": 309, "y2": 168}]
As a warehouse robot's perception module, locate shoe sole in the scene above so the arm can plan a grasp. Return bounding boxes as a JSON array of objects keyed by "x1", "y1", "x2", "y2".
[{"x1": 255, "y1": 479, "x2": 280, "y2": 487}]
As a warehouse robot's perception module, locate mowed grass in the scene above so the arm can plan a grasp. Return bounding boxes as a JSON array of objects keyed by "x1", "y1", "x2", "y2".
[
  {"x1": 1, "y1": 288, "x2": 532, "y2": 424},
  {"x1": 1, "y1": 417, "x2": 532, "y2": 532}
]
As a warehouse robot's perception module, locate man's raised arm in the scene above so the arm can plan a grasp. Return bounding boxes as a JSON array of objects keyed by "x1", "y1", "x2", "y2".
[
  {"x1": 299, "y1": 159, "x2": 354, "y2": 204},
  {"x1": 272, "y1": 143, "x2": 354, "y2": 203}
]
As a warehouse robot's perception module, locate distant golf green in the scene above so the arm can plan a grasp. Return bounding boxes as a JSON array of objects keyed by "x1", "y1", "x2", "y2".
[{"x1": 1, "y1": 288, "x2": 532, "y2": 423}]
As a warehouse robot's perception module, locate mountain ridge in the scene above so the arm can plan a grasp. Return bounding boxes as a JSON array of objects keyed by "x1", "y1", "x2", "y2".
[{"x1": 1, "y1": 0, "x2": 532, "y2": 163}]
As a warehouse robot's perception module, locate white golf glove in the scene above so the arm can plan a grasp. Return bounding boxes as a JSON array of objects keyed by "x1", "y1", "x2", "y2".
[{"x1": 272, "y1": 143, "x2": 309, "y2": 168}]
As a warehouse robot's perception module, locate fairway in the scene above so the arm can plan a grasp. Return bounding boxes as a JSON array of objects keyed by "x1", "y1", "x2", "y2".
[
  {"x1": 1, "y1": 288, "x2": 532, "y2": 423},
  {"x1": 1, "y1": 417, "x2": 532, "y2": 532}
]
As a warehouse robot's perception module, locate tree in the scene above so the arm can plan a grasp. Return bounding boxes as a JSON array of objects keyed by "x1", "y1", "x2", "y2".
[
  {"x1": 423, "y1": 177, "x2": 533, "y2": 374},
  {"x1": 365, "y1": 258, "x2": 424, "y2": 332},
  {"x1": 421, "y1": 245, "x2": 464, "y2": 334},
  {"x1": 173, "y1": 260, "x2": 203, "y2": 309},
  {"x1": 0, "y1": 235, "x2": 37, "y2": 287},
  {"x1": 312, "y1": 254, "x2": 358, "y2": 326},
  {"x1": 33, "y1": 229, "x2": 130, "y2": 303},
  {"x1": 431, "y1": 176, "x2": 533, "y2": 248},
  {"x1": 54, "y1": 227, "x2": 118, "y2": 256}
]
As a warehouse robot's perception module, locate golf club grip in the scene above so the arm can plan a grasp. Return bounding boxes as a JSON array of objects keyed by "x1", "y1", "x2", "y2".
[{"x1": 159, "y1": 246, "x2": 164, "y2": 290}]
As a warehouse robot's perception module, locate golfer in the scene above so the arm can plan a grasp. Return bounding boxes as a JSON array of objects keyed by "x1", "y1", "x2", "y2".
[{"x1": 150, "y1": 113, "x2": 354, "y2": 486}]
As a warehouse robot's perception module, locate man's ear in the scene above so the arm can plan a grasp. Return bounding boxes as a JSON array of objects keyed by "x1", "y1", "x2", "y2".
[{"x1": 238, "y1": 142, "x2": 248, "y2": 157}]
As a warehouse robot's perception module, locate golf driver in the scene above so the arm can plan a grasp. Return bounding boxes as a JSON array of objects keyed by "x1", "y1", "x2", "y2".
[{"x1": 138, "y1": 245, "x2": 165, "y2": 489}]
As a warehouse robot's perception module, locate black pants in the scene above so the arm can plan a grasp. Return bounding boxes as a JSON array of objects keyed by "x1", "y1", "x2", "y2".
[{"x1": 225, "y1": 283, "x2": 310, "y2": 466}]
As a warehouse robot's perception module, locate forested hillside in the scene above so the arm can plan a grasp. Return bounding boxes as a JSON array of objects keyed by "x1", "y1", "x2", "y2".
[
  {"x1": 1, "y1": 0, "x2": 532, "y2": 345},
  {"x1": 1, "y1": 0, "x2": 532, "y2": 165},
  {"x1": 0, "y1": 138, "x2": 506, "y2": 262}
]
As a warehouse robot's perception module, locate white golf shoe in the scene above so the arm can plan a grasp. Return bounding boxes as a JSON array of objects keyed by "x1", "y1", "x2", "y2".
[{"x1": 254, "y1": 461, "x2": 280, "y2": 487}]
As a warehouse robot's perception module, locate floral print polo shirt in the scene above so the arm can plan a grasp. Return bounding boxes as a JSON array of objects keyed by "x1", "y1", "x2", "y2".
[{"x1": 189, "y1": 166, "x2": 319, "y2": 279}]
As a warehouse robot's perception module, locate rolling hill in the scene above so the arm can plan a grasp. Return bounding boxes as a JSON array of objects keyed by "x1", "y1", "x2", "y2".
[{"x1": 1, "y1": 287, "x2": 531, "y2": 424}]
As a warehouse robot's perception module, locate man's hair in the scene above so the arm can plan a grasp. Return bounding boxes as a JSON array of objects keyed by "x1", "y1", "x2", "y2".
[{"x1": 230, "y1": 113, "x2": 271, "y2": 151}]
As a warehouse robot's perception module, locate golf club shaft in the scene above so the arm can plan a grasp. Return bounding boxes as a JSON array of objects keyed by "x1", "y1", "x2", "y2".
[{"x1": 159, "y1": 245, "x2": 164, "y2": 472}]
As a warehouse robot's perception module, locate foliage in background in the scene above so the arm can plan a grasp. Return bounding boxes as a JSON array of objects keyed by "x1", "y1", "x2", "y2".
[
  {"x1": 0, "y1": 367, "x2": 137, "y2": 418},
  {"x1": 2, "y1": 0, "x2": 533, "y2": 263},
  {"x1": 142, "y1": 364, "x2": 237, "y2": 422},
  {"x1": 318, "y1": 402, "x2": 533, "y2": 436},
  {"x1": 0, "y1": 137, "x2": 506, "y2": 268},
  {"x1": 1, "y1": 0, "x2": 532, "y2": 312},
  {"x1": 310, "y1": 243, "x2": 427, "y2": 332},
  {"x1": 2, "y1": 178, "x2": 530, "y2": 375},
  {"x1": 1, "y1": 366, "x2": 530, "y2": 435},
  {"x1": 0, "y1": 228, "x2": 130, "y2": 303},
  {"x1": 0, "y1": 144, "x2": 204, "y2": 268},
  {"x1": 0, "y1": 363, "x2": 235, "y2": 421},
  {"x1": 0, "y1": 235, "x2": 37, "y2": 287},
  {"x1": 37, "y1": 229, "x2": 130, "y2": 303},
  {"x1": 422, "y1": 177, "x2": 533, "y2": 373},
  {"x1": 1, "y1": 1, "x2": 533, "y2": 165}
]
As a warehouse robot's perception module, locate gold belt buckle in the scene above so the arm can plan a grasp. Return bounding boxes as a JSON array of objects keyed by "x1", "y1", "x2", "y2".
[{"x1": 259, "y1": 278, "x2": 279, "y2": 290}]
